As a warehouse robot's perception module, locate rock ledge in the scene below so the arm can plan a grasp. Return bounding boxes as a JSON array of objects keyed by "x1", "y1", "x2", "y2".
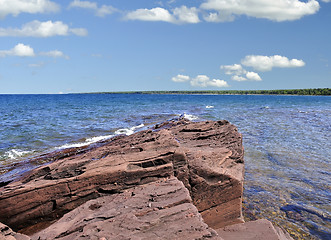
[{"x1": 0, "y1": 119, "x2": 292, "y2": 239}]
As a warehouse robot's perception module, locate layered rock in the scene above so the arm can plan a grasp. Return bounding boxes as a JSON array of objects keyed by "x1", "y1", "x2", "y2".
[
  {"x1": 32, "y1": 177, "x2": 222, "y2": 240},
  {"x1": 0, "y1": 119, "x2": 244, "y2": 234}
]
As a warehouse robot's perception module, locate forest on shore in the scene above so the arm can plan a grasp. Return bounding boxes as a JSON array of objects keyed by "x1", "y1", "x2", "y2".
[{"x1": 88, "y1": 88, "x2": 330, "y2": 96}]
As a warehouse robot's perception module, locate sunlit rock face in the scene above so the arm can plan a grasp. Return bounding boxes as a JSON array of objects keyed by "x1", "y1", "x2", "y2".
[{"x1": 0, "y1": 119, "x2": 244, "y2": 238}]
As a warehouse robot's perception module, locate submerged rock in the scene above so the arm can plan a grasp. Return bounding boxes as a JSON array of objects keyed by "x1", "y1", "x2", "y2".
[{"x1": 217, "y1": 219, "x2": 293, "y2": 240}]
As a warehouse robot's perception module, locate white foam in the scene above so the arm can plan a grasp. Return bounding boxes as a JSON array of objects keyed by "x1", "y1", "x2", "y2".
[
  {"x1": 56, "y1": 124, "x2": 144, "y2": 150},
  {"x1": 206, "y1": 105, "x2": 214, "y2": 109},
  {"x1": 183, "y1": 113, "x2": 199, "y2": 121},
  {"x1": 57, "y1": 134, "x2": 114, "y2": 149},
  {"x1": 115, "y1": 124, "x2": 145, "y2": 136},
  {"x1": 5, "y1": 149, "x2": 32, "y2": 160}
]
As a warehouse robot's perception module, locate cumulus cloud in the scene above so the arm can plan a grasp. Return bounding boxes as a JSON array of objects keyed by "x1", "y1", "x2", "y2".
[
  {"x1": 221, "y1": 64, "x2": 246, "y2": 75},
  {"x1": 241, "y1": 55, "x2": 306, "y2": 71},
  {"x1": 203, "y1": 11, "x2": 234, "y2": 22},
  {"x1": 0, "y1": 43, "x2": 68, "y2": 59},
  {"x1": 173, "y1": 6, "x2": 200, "y2": 23},
  {"x1": 201, "y1": 0, "x2": 320, "y2": 22},
  {"x1": 0, "y1": 20, "x2": 88, "y2": 37},
  {"x1": 172, "y1": 74, "x2": 229, "y2": 87},
  {"x1": 0, "y1": 0, "x2": 59, "y2": 18},
  {"x1": 191, "y1": 75, "x2": 229, "y2": 87},
  {"x1": 246, "y1": 71, "x2": 262, "y2": 81},
  {"x1": 231, "y1": 75, "x2": 247, "y2": 81},
  {"x1": 126, "y1": 7, "x2": 175, "y2": 22},
  {"x1": 171, "y1": 74, "x2": 190, "y2": 82},
  {"x1": 68, "y1": 0, "x2": 117, "y2": 17},
  {"x1": 0, "y1": 43, "x2": 35, "y2": 57},
  {"x1": 125, "y1": 6, "x2": 200, "y2": 24},
  {"x1": 221, "y1": 63, "x2": 262, "y2": 81},
  {"x1": 221, "y1": 54, "x2": 305, "y2": 82}
]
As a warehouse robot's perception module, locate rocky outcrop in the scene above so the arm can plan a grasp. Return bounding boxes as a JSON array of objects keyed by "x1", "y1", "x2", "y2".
[
  {"x1": 0, "y1": 119, "x2": 244, "y2": 234},
  {"x1": 0, "y1": 222, "x2": 30, "y2": 240},
  {"x1": 31, "y1": 177, "x2": 222, "y2": 240},
  {"x1": 0, "y1": 119, "x2": 293, "y2": 239}
]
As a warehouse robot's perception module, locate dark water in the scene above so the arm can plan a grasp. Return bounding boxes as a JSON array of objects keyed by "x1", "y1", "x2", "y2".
[{"x1": 0, "y1": 94, "x2": 330, "y2": 239}]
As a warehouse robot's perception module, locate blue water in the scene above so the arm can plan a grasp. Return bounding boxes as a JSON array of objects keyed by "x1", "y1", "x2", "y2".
[{"x1": 0, "y1": 94, "x2": 330, "y2": 239}]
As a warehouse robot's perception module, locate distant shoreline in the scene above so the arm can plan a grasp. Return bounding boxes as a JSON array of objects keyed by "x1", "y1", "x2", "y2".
[{"x1": 78, "y1": 88, "x2": 330, "y2": 96}]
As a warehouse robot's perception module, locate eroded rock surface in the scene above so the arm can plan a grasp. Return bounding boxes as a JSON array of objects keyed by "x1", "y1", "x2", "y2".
[
  {"x1": 0, "y1": 119, "x2": 244, "y2": 234},
  {"x1": 0, "y1": 222, "x2": 30, "y2": 240},
  {"x1": 32, "y1": 177, "x2": 222, "y2": 240}
]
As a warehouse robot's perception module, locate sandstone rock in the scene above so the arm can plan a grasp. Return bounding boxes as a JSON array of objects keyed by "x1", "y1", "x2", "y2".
[
  {"x1": 165, "y1": 120, "x2": 245, "y2": 228},
  {"x1": 31, "y1": 177, "x2": 222, "y2": 240},
  {"x1": 216, "y1": 219, "x2": 293, "y2": 240},
  {"x1": 0, "y1": 222, "x2": 30, "y2": 240},
  {"x1": 0, "y1": 119, "x2": 244, "y2": 234}
]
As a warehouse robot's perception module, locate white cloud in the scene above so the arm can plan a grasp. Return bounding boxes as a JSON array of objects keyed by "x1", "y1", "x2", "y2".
[
  {"x1": 173, "y1": 6, "x2": 200, "y2": 23},
  {"x1": 0, "y1": 20, "x2": 88, "y2": 37},
  {"x1": 231, "y1": 75, "x2": 247, "y2": 81},
  {"x1": 221, "y1": 64, "x2": 246, "y2": 75},
  {"x1": 126, "y1": 7, "x2": 175, "y2": 22},
  {"x1": 191, "y1": 75, "x2": 229, "y2": 87},
  {"x1": 246, "y1": 71, "x2": 262, "y2": 81},
  {"x1": 221, "y1": 63, "x2": 262, "y2": 81},
  {"x1": 68, "y1": 0, "x2": 117, "y2": 17},
  {"x1": 171, "y1": 74, "x2": 190, "y2": 82},
  {"x1": 203, "y1": 11, "x2": 234, "y2": 22},
  {"x1": 0, "y1": 43, "x2": 35, "y2": 57},
  {"x1": 172, "y1": 74, "x2": 229, "y2": 87},
  {"x1": 321, "y1": 0, "x2": 330, "y2": 2},
  {"x1": 40, "y1": 50, "x2": 69, "y2": 59},
  {"x1": 0, "y1": 44, "x2": 68, "y2": 59},
  {"x1": 125, "y1": 6, "x2": 200, "y2": 24},
  {"x1": 0, "y1": 0, "x2": 59, "y2": 18},
  {"x1": 201, "y1": 0, "x2": 320, "y2": 22},
  {"x1": 241, "y1": 55, "x2": 306, "y2": 71}
]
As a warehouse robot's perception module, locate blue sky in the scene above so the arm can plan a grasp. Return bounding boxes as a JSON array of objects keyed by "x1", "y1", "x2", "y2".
[{"x1": 0, "y1": 0, "x2": 330, "y2": 94}]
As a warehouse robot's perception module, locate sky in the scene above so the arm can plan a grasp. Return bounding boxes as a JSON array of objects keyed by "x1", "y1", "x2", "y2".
[{"x1": 0, "y1": 0, "x2": 330, "y2": 94}]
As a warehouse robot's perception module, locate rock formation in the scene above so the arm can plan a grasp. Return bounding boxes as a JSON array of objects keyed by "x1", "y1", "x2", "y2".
[
  {"x1": 0, "y1": 119, "x2": 292, "y2": 239},
  {"x1": 32, "y1": 177, "x2": 221, "y2": 240}
]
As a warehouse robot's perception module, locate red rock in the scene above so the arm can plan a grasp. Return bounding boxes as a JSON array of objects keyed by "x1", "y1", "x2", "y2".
[
  {"x1": 0, "y1": 119, "x2": 244, "y2": 234},
  {"x1": 0, "y1": 222, "x2": 30, "y2": 240},
  {"x1": 31, "y1": 177, "x2": 222, "y2": 240}
]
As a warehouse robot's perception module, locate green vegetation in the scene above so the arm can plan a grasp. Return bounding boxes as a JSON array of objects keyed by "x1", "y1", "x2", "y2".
[{"x1": 85, "y1": 88, "x2": 330, "y2": 96}]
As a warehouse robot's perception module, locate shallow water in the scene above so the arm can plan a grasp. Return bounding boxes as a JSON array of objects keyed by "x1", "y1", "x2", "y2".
[{"x1": 0, "y1": 94, "x2": 330, "y2": 239}]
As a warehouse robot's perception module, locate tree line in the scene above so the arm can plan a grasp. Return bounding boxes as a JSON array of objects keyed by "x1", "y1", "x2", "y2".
[{"x1": 90, "y1": 88, "x2": 330, "y2": 96}]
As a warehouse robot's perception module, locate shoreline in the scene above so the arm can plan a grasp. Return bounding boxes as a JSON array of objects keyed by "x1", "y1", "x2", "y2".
[
  {"x1": 1, "y1": 87, "x2": 330, "y2": 96},
  {"x1": 0, "y1": 119, "x2": 294, "y2": 240}
]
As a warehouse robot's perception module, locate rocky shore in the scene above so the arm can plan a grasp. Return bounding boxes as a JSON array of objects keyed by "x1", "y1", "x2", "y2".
[{"x1": 0, "y1": 119, "x2": 293, "y2": 239}]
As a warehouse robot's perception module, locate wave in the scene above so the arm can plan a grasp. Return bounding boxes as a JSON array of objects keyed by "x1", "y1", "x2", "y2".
[
  {"x1": 4, "y1": 149, "x2": 33, "y2": 160},
  {"x1": 182, "y1": 113, "x2": 199, "y2": 121},
  {"x1": 206, "y1": 105, "x2": 214, "y2": 109},
  {"x1": 57, "y1": 134, "x2": 115, "y2": 149},
  {"x1": 57, "y1": 124, "x2": 145, "y2": 150},
  {"x1": 114, "y1": 124, "x2": 145, "y2": 136}
]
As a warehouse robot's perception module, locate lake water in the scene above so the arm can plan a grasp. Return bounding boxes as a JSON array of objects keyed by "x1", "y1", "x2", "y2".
[{"x1": 0, "y1": 94, "x2": 330, "y2": 239}]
